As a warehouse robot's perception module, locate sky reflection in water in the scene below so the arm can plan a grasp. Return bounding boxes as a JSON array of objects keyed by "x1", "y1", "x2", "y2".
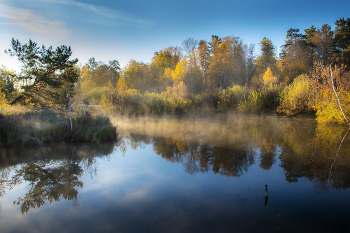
[{"x1": 0, "y1": 116, "x2": 350, "y2": 233}]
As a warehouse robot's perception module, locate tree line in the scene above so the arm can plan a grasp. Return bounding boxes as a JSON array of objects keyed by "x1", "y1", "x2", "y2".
[{"x1": 1, "y1": 17, "x2": 350, "y2": 124}]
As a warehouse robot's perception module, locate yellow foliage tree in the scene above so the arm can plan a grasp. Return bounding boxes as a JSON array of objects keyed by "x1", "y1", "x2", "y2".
[
  {"x1": 100, "y1": 93, "x2": 111, "y2": 107},
  {"x1": 164, "y1": 81, "x2": 187, "y2": 100},
  {"x1": 116, "y1": 76, "x2": 128, "y2": 112},
  {"x1": 262, "y1": 67, "x2": 278, "y2": 86},
  {"x1": 171, "y1": 59, "x2": 187, "y2": 85},
  {"x1": 0, "y1": 92, "x2": 8, "y2": 106},
  {"x1": 309, "y1": 65, "x2": 350, "y2": 124},
  {"x1": 163, "y1": 68, "x2": 173, "y2": 87},
  {"x1": 80, "y1": 66, "x2": 90, "y2": 80},
  {"x1": 106, "y1": 80, "x2": 115, "y2": 104}
]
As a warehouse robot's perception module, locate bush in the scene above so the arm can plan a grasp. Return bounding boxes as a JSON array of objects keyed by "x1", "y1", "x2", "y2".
[
  {"x1": 278, "y1": 74, "x2": 312, "y2": 116},
  {"x1": 238, "y1": 90, "x2": 263, "y2": 112},
  {"x1": 0, "y1": 109, "x2": 117, "y2": 146},
  {"x1": 217, "y1": 85, "x2": 247, "y2": 111},
  {"x1": 238, "y1": 84, "x2": 282, "y2": 113}
]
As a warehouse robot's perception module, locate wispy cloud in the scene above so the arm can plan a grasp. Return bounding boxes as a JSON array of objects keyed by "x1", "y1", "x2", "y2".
[
  {"x1": 35, "y1": 0, "x2": 153, "y2": 28},
  {"x1": 0, "y1": 4, "x2": 69, "y2": 38}
]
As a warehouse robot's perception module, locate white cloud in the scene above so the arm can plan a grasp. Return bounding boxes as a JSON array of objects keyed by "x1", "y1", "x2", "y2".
[{"x1": 0, "y1": 4, "x2": 69, "y2": 38}]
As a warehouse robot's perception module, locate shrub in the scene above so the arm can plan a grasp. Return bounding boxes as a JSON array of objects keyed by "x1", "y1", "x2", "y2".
[
  {"x1": 217, "y1": 84, "x2": 247, "y2": 111},
  {"x1": 278, "y1": 74, "x2": 312, "y2": 116},
  {"x1": 93, "y1": 125, "x2": 117, "y2": 142},
  {"x1": 0, "y1": 109, "x2": 117, "y2": 146},
  {"x1": 238, "y1": 84, "x2": 282, "y2": 113},
  {"x1": 238, "y1": 90, "x2": 263, "y2": 112}
]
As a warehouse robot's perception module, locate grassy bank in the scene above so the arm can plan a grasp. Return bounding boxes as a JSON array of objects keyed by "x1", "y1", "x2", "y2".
[{"x1": 0, "y1": 106, "x2": 117, "y2": 147}]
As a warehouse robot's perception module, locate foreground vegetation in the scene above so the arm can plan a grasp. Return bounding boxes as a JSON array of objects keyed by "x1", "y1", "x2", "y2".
[{"x1": 0, "y1": 105, "x2": 117, "y2": 147}]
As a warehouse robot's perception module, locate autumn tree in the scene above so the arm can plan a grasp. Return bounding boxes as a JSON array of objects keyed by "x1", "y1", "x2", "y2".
[
  {"x1": 246, "y1": 44, "x2": 256, "y2": 85},
  {"x1": 123, "y1": 60, "x2": 146, "y2": 90},
  {"x1": 232, "y1": 40, "x2": 248, "y2": 85},
  {"x1": 262, "y1": 67, "x2": 278, "y2": 86},
  {"x1": 279, "y1": 29, "x2": 312, "y2": 83},
  {"x1": 0, "y1": 79, "x2": 9, "y2": 105},
  {"x1": 309, "y1": 65, "x2": 350, "y2": 124},
  {"x1": 0, "y1": 66, "x2": 16, "y2": 102},
  {"x1": 116, "y1": 76, "x2": 128, "y2": 113},
  {"x1": 171, "y1": 59, "x2": 187, "y2": 85},
  {"x1": 76, "y1": 58, "x2": 120, "y2": 105},
  {"x1": 182, "y1": 37, "x2": 200, "y2": 93},
  {"x1": 305, "y1": 24, "x2": 334, "y2": 65},
  {"x1": 151, "y1": 46, "x2": 182, "y2": 92},
  {"x1": 256, "y1": 37, "x2": 276, "y2": 70},
  {"x1": 252, "y1": 37, "x2": 277, "y2": 88},
  {"x1": 198, "y1": 40, "x2": 210, "y2": 90},
  {"x1": 209, "y1": 36, "x2": 235, "y2": 89}
]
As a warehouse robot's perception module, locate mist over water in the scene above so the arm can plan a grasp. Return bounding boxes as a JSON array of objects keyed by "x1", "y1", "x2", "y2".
[{"x1": 0, "y1": 114, "x2": 350, "y2": 232}]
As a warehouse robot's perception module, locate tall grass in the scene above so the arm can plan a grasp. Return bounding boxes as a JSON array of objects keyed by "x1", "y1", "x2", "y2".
[
  {"x1": 217, "y1": 85, "x2": 247, "y2": 111},
  {"x1": 238, "y1": 84, "x2": 282, "y2": 113},
  {"x1": 0, "y1": 106, "x2": 117, "y2": 147}
]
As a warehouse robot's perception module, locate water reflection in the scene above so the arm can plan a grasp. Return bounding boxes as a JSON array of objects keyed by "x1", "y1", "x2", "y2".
[
  {"x1": 12, "y1": 159, "x2": 83, "y2": 213},
  {"x1": 0, "y1": 115, "x2": 349, "y2": 218},
  {"x1": 264, "y1": 184, "x2": 268, "y2": 206},
  {"x1": 0, "y1": 143, "x2": 115, "y2": 214},
  {"x1": 116, "y1": 115, "x2": 350, "y2": 192}
]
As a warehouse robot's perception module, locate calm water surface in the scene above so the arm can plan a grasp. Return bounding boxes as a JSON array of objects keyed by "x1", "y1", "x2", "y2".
[{"x1": 0, "y1": 115, "x2": 350, "y2": 233}]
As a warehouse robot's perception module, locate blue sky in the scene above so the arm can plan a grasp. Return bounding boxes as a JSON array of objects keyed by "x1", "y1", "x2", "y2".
[{"x1": 1, "y1": 0, "x2": 349, "y2": 71}]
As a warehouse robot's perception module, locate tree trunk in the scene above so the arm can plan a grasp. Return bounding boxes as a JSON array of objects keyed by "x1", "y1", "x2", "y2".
[
  {"x1": 330, "y1": 66, "x2": 350, "y2": 125},
  {"x1": 69, "y1": 86, "x2": 72, "y2": 131}
]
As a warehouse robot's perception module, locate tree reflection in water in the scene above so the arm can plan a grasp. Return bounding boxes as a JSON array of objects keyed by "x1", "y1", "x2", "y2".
[
  {"x1": 0, "y1": 143, "x2": 115, "y2": 214},
  {"x1": 12, "y1": 158, "x2": 83, "y2": 214},
  {"x1": 117, "y1": 115, "x2": 350, "y2": 192}
]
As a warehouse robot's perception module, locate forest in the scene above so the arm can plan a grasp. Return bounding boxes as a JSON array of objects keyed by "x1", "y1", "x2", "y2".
[{"x1": 0, "y1": 17, "x2": 350, "y2": 146}]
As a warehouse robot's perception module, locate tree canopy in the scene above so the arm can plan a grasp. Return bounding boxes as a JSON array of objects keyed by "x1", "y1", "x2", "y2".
[{"x1": 5, "y1": 38, "x2": 79, "y2": 105}]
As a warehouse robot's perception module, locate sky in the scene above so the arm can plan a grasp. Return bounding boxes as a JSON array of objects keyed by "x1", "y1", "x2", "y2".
[{"x1": 0, "y1": 0, "x2": 349, "y2": 72}]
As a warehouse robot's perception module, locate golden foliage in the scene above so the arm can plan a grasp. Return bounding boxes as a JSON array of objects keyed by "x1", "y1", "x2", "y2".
[
  {"x1": 262, "y1": 67, "x2": 278, "y2": 86},
  {"x1": 117, "y1": 77, "x2": 128, "y2": 96},
  {"x1": 309, "y1": 65, "x2": 350, "y2": 124},
  {"x1": 99, "y1": 94, "x2": 111, "y2": 107},
  {"x1": 278, "y1": 74, "x2": 312, "y2": 116},
  {"x1": 0, "y1": 92, "x2": 8, "y2": 106},
  {"x1": 171, "y1": 59, "x2": 187, "y2": 85},
  {"x1": 164, "y1": 81, "x2": 187, "y2": 100},
  {"x1": 217, "y1": 84, "x2": 247, "y2": 111}
]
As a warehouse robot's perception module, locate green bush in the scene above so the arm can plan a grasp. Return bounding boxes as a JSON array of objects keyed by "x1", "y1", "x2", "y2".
[
  {"x1": 238, "y1": 84, "x2": 282, "y2": 113},
  {"x1": 238, "y1": 90, "x2": 264, "y2": 112},
  {"x1": 218, "y1": 84, "x2": 247, "y2": 111}
]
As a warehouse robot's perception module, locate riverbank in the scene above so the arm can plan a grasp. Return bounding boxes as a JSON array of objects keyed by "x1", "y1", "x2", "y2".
[{"x1": 0, "y1": 106, "x2": 117, "y2": 147}]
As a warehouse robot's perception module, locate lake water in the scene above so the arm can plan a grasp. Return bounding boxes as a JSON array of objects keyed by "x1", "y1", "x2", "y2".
[{"x1": 0, "y1": 115, "x2": 350, "y2": 233}]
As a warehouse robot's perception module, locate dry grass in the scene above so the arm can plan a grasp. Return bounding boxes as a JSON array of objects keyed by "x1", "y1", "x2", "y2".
[{"x1": 0, "y1": 105, "x2": 117, "y2": 147}]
